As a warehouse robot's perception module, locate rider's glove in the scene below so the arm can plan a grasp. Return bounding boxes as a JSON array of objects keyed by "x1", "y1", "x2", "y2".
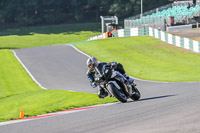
[{"x1": 91, "y1": 82, "x2": 96, "y2": 88}]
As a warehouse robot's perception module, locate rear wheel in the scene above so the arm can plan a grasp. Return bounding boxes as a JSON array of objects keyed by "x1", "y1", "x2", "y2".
[
  {"x1": 108, "y1": 83, "x2": 127, "y2": 103},
  {"x1": 130, "y1": 86, "x2": 141, "y2": 101}
]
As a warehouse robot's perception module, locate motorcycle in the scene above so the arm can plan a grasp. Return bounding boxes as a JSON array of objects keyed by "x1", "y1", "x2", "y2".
[{"x1": 94, "y1": 65, "x2": 141, "y2": 103}]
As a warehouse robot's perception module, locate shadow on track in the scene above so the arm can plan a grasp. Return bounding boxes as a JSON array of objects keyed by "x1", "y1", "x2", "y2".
[
  {"x1": 139, "y1": 94, "x2": 177, "y2": 101},
  {"x1": 126, "y1": 94, "x2": 177, "y2": 103}
]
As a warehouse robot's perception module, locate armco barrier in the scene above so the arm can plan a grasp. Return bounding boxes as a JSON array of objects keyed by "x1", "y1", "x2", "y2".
[
  {"x1": 87, "y1": 28, "x2": 148, "y2": 40},
  {"x1": 87, "y1": 27, "x2": 200, "y2": 53},
  {"x1": 112, "y1": 28, "x2": 149, "y2": 37},
  {"x1": 149, "y1": 27, "x2": 200, "y2": 53},
  {"x1": 87, "y1": 33, "x2": 106, "y2": 41}
]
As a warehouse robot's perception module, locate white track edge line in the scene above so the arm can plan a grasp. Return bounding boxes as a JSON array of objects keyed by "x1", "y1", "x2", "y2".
[
  {"x1": 69, "y1": 44, "x2": 91, "y2": 58},
  {"x1": 11, "y1": 50, "x2": 48, "y2": 90},
  {"x1": 11, "y1": 49, "x2": 97, "y2": 93}
]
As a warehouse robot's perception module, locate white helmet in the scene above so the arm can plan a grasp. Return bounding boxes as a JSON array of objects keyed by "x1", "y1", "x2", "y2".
[{"x1": 87, "y1": 57, "x2": 98, "y2": 69}]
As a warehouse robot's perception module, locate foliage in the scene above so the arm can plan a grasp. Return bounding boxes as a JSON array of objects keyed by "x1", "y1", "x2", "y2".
[{"x1": 0, "y1": 0, "x2": 171, "y2": 27}]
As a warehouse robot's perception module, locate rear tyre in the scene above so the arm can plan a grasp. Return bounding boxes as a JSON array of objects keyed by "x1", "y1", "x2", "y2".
[
  {"x1": 108, "y1": 83, "x2": 127, "y2": 103},
  {"x1": 130, "y1": 86, "x2": 141, "y2": 101}
]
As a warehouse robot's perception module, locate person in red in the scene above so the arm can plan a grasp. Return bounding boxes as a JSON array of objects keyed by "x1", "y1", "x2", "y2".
[
  {"x1": 112, "y1": 28, "x2": 117, "y2": 32},
  {"x1": 111, "y1": 26, "x2": 117, "y2": 37},
  {"x1": 108, "y1": 28, "x2": 117, "y2": 37},
  {"x1": 108, "y1": 31, "x2": 112, "y2": 37}
]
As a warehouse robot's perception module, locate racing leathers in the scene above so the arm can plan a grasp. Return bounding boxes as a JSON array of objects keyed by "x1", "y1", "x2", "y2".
[{"x1": 86, "y1": 62, "x2": 134, "y2": 99}]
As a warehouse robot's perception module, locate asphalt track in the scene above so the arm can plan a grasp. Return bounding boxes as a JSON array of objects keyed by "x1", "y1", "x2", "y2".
[
  {"x1": 1, "y1": 44, "x2": 200, "y2": 133},
  {"x1": 13, "y1": 45, "x2": 96, "y2": 93}
]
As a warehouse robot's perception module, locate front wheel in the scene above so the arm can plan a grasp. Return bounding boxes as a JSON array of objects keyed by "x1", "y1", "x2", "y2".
[
  {"x1": 130, "y1": 86, "x2": 141, "y2": 101},
  {"x1": 107, "y1": 83, "x2": 127, "y2": 103}
]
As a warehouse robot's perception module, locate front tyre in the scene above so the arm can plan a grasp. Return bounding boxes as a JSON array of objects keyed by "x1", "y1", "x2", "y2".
[
  {"x1": 130, "y1": 87, "x2": 141, "y2": 101},
  {"x1": 107, "y1": 83, "x2": 127, "y2": 103}
]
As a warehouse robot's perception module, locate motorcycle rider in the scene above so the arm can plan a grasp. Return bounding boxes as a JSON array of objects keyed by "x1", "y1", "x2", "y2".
[{"x1": 86, "y1": 57, "x2": 135, "y2": 99}]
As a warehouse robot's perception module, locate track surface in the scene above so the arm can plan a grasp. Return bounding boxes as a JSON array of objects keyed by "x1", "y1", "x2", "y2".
[
  {"x1": 1, "y1": 45, "x2": 200, "y2": 133},
  {"x1": 13, "y1": 45, "x2": 96, "y2": 93}
]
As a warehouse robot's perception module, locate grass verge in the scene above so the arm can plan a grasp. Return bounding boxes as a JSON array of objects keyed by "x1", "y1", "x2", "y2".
[
  {"x1": 76, "y1": 36, "x2": 200, "y2": 82},
  {"x1": 0, "y1": 23, "x2": 101, "y2": 49},
  {"x1": 0, "y1": 89, "x2": 116, "y2": 122},
  {"x1": 0, "y1": 50, "x2": 117, "y2": 122}
]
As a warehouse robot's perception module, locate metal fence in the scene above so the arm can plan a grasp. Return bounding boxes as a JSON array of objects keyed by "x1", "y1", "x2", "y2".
[
  {"x1": 125, "y1": 16, "x2": 166, "y2": 31},
  {"x1": 125, "y1": 3, "x2": 173, "y2": 20},
  {"x1": 124, "y1": 1, "x2": 200, "y2": 31},
  {"x1": 173, "y1": 1, "x2": 200, "y2": 6}
]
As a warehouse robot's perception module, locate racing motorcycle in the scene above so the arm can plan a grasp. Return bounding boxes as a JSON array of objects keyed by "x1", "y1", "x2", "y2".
[{"x1": 94, "y1": 65, "x2": 141, "y2": 103}]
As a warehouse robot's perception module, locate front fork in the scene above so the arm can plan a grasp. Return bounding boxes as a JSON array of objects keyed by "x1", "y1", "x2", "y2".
[{"x1": 125, "y1": 81, "x2": 137, "y2": 96}]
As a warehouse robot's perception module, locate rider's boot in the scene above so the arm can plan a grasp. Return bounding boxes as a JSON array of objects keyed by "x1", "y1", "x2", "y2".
[
  {"x1": 98, "y1": 87, "x2": 108, "y2": 99},
  {"x1": 123, "y1": 73, "x2": 130, "y2": 79},
  {"x1": 123, "y1": 73, "x2": 137, "y2": 94},
  {"x1": 116, "y1": 71, "x2": 134, "y2": 94},
  {"x1": 123, "y1": 73, "x2": 136, "y2": 87}
]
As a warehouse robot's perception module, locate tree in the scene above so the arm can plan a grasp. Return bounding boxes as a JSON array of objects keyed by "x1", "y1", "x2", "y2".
[{"x1": 0, "y1": 0, "x2": 172, "y2": 27}]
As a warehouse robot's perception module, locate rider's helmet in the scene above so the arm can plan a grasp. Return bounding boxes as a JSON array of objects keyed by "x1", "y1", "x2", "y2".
[{"x1": 87, "y1": 57, "x2": 98, "y2": 69}]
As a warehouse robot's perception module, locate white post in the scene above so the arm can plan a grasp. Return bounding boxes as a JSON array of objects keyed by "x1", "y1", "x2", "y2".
[
  {"x1": 100, "y1": 16, "x2": 104, "y2": 34},
  {"x1": 114, "y1": 16, "x2": 118, "y2": 25},
  {"x1": 141, "y1": 0, "x2": 143, "y2": 18}
]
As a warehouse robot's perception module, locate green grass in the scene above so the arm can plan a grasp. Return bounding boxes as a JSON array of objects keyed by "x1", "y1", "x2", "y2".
[
  {"x1": 0, "y1": 23, "x2": 101, "y2": 49},
  {"x1": 2, "y1": 23, "x2": 200, "y2": 122},
  {"x1": 0, "y1": 23, "x2": 117, "y2": 122},
  {"x1": 0, "y1": 89, "x2": 116, "y2": 122},
  {"x1": 0, "y1": 50, "x2": 117, "y2": 122},
  {"x1": 0, "y1": 50, "x2": 41, "y2": 98},
  {"x1": 76, "y1": 36, "x2": 200, "y2": 82}
]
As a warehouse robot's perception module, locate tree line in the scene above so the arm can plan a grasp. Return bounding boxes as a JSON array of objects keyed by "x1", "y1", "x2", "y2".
[{"x1": 0, "y1": 0, "x2": 171, "y2": 27}]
